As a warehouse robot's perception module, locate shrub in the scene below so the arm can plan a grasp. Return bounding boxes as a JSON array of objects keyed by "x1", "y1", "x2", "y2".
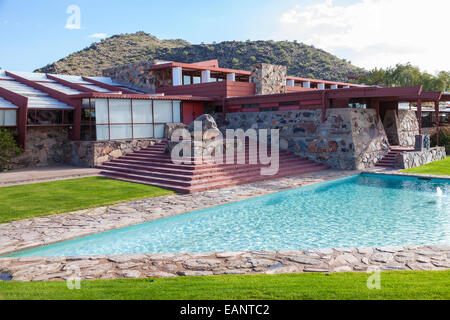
[
  {"x1": 0, "y1": 128, "x2": 22, "y2": 170},
  {"x1": 431, "y1": 128, "x2": 450, "y2": 155}
]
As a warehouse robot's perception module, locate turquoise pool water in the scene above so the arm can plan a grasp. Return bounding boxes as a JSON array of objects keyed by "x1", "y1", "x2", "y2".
[{"x1": 7, "y1": 174, "x2": 450, "y2": 257}]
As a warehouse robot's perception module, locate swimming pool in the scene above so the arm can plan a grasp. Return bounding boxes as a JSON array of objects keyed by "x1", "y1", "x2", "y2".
[{"x1": 7, "y1": 174, "x2": 450, "y2": 257}]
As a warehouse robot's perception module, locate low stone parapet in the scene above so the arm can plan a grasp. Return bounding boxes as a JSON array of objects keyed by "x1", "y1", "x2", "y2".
[
  {"x1": 396, "y1": 147, "x2": 446, "y2": 169},
  {"x1": 65, "y1": 139, "x2": 162, "y2": 167}
]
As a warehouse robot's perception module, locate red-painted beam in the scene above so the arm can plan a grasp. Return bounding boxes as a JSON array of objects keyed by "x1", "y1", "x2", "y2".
[
  {"x1": 0, "y1": 86, "x2": 28, "y2": 148},
  {"x1": 6, "y1": 71, "x2": 82, "y2": 140},
  {"x1": 46, "y1": 74, "x2": 96, "y2": 93},
  {"x1": 435, "y1": 101, "x2": 440, "y2": 146}
]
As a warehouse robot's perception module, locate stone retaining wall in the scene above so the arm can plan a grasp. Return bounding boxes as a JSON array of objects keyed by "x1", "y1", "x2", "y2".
[
  {"x1": 396, "y1": 147, "x2": 447, "y2": 169},
  {"x1": 225, "y1": 108, "x2": 389, "y2": 170},
  {"x1": 11, "y1": 127, "x2": 70, "y2": 169},
  {"x1": 65, "y1": 139, "x2": 162, "y2": 167}
]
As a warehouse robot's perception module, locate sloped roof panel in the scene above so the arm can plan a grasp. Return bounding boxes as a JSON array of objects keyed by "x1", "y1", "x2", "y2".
[
  {"x1": 39, "y1": 82, "x2": 82, "y2": 95},
  {"x1": 0, "y1": 97, "x2": 19, "y2": 109},
  {"x1": 49, "y1": 74, "x2": 92, "y2": 84}
]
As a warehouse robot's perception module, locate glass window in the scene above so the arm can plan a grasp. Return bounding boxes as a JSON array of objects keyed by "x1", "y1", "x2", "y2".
[
  {"x1": 110, "y1": 125, "x2": 132, "y2": 140},
  {"x1": 109, "y1": 99, "x2": 131, "y2": 124},
  {"x1": 173, "y1": 101, "x2": 181, "y2": 123},
  {"x1": 96, "y1": 124, "x2": 109, "y2": 141},
  {"x1": 154, "y1": 100, "x2": 173, "y2": 123},
  {"x1": 154, "y1": 124, "x2": 165, "y2": 138},
  {"x1": 4, "y1": 110, "x2": 17, "y2": 126},
  {"x1": 133, "y1": 124, "x2": 153, "y2": 138},
  {"x1": 132, "y1": 100, "x2": 153, "y2": 123},
  {"x1": 95, "y1": 99, "x2": 108, "y2": 124}
]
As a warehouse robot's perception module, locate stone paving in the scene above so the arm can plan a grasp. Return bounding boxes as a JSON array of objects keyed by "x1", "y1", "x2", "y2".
[
  {"x1": 1, "y1": 168, "x2": 449, "y2": 282},
  {"x1": 1, "y1": 245, "x2": 449, "y2": 282}
]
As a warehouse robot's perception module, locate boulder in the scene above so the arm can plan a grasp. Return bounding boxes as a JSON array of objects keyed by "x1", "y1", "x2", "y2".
[{"x1": 187, "y1": 114, "x2": 218, "y2": 132}]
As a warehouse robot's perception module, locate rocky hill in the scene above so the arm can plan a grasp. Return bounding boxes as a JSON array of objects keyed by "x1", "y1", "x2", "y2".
[{"x1": 36, "y1": 32, "x2": 365, "y2": 82}]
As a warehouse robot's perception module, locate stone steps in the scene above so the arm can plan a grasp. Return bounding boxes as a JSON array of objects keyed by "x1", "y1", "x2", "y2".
[
  {"x1": 99, "y1": 142, "x2": 330, "y2": 193},
  {"x1": 375, "y1": 146, "x2": 415, "y2": 168}
]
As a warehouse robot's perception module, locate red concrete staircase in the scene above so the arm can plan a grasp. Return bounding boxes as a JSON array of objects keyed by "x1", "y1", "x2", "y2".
[
  {"x1": 98, "y1": 141, "x2": 330, "y2": 193},
  {"x1": 375, "y1": 146, "x2": 414, "y2": 168}
]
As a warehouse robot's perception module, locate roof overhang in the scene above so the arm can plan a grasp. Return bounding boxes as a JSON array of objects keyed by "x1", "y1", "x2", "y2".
[
  {"x1": 225, "y1": 86, "x2": 422, "y2": 105},
  {"x1": 148, "y1": 62, "x2": 251, "y2": 76},
  {"x1": 70, "y1": 92, "x2": 214, "y2": 101}
]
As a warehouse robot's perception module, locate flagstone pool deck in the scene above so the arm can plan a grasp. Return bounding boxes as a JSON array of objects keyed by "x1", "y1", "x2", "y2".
[{"x1": 0, "y1": 169, "x2": 449, "y2": 282}]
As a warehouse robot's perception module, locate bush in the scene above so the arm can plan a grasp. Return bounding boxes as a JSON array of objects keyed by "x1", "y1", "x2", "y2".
[
  {"x1": 431, "y1": 128, "x2": 450, "y2": 155},
  {"x1": 0, "y1": 128, "x2": 22, "y2": 170}
]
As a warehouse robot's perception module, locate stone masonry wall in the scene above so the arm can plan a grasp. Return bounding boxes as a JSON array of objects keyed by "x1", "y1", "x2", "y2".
[
  {"x1": 225, "y1": 108, "x2": 389, "y2": 170},
  {"x1": 396, "y1": 147, "x2": 446, "y2": 169},
  {"x1": 250, "y1": 63, "x2": 287, "y2": 95},
  {"x1": 383, "y1": 110, "x2": 419, "y2": 147},
  {"x1": 102, "y1": 61, "x2": 172, "y2": 93},
  {"x1": 11, "y1": 127, "x2": 70, "y2": 169},
  {"x1": 65, "y1": 139, "x2": 162, "y2": 168}
]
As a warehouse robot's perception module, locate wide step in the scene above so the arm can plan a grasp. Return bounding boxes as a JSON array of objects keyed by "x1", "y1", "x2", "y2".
[{"x1": 99, "y1": 142, "x2": 330, "y2": 193}]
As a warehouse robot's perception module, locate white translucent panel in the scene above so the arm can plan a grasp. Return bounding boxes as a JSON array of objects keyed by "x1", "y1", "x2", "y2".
[
  {"x1": 153, "y1": 100, "x2": 173, "y2": 123},
  {"x1": 4, "y1": 110, "x2": 17, "y2": 126},
  {"x1": 133, "y1": 124, "x2": 154, "y2": 139},
  {"x1": 96, "y1": 125, "x2": 109, "y2": 141},
  {"x1": 154, "y1": 124, "x2": 165, "y2": 138},
  {"x1": 173, "y1": 101, "x2": 181, "y2": 123},
  {"x1": 132, "y1": 100, "x2": 153, "y2": 123},
  {"x1": 110, "y1": 125, "x2": 132, "y2": 140},
  {"x1": 95, "y1": 99, "x2": 109, "y2": 124},
  {"x1": 109, "y1": 99, "x2": 131, "y2": 124},
  {"x1": 0, "y1": 111, "x2": 4, "y2": 126}
]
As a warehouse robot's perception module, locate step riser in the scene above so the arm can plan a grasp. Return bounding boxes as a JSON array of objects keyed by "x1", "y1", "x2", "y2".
[
  {"x1": 98, "y1": 162, "x2": 325, "y2": 182},
  {"x1": 101, "y1": 159, "x2": 317, "y2": 176},
  {"x1": 102, "y1": 165, "x2": 329, "y2": 194},
  {"x1": 102, "y1": 165, "x2": 328, "y2": 190},
  {"x1": 109, "y1": 156, "x2": 313, "y2": 170}
]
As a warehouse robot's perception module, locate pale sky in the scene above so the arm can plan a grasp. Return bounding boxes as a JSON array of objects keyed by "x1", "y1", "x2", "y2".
[
  {"x1": 277, "y1": 0, "x2": 450, "y2": 73},
  {"x1": 0, "y1": 0, "x2": 448, "y2": 73}
]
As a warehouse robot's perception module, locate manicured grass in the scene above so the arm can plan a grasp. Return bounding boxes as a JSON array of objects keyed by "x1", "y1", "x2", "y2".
[
  {"x1": 401, "y1": 157, "x2": 450, "y2": 175},
  {"x1": 0, "y1": 271, "x2": 449, "y2": 300},
  {"x1": 0, "y1": 177, "x2": 173, "y2": 224}
]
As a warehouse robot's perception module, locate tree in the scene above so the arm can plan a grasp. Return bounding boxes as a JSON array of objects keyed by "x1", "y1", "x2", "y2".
[{"x1": 358, "y1": 63, "x2": 450, "y2": 91}]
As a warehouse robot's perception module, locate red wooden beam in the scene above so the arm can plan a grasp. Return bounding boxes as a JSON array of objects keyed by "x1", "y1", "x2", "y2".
[
  {"x1": 46, "y1": 74, "x2": 97, "y2": 93},
  {"x1": 435, "y1": 101, "x2": 440, "y2": 146},
  {"x1": 6, "y1": 71, "x2": 82, "y2": 140},
  {"x1": 417, "y1": 99, "x2": 422, "y2": 136},
  {"x1": 0, "y1": 86, "x2": 28, "y2": 148}
]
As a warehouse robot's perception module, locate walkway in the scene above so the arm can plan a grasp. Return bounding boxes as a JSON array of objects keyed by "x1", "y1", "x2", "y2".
[{"x1": 0, "y1": 166, "x2": 101, "y2": 187}]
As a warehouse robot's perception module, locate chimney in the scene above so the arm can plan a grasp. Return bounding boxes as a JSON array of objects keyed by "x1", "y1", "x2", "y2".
[{"x1": 250, "y1": 63, "x2": 287, "y2": 95}]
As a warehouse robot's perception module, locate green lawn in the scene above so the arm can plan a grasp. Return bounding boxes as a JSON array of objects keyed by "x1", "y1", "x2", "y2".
[
  {"x1": 401, "y1": 157, "x2": 450, "y2": 175},
  {"x1": 0, "y1": 177, "x2": 173, "y2": 224},
  {"x1": 0, "y1": 271, "x2": 449, "y2": 300}
]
